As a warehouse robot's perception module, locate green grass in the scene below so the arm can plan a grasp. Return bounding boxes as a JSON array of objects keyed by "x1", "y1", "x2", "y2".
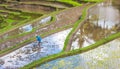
[
  {"x1": 0, "y1": 4, "x2": 8, "y2": 7},
  {"x1": 81, "y1": 0, "x2": 104, "y2": 2},
  {"x1": 0, "y1": 10, "x2": 20, "y2": 15},
  {"x1": 58, "y1": 0, "x2": 82, "y2": 6},
  {"x1": 0, "y1": 11, "x2": 42, "y2": 35},
  {"x1": 0, "y1": 16, "x2": 29, "y2": 34},
  {"x1": 6, "y1": 19, "x2": 15, "y2": 23},
  {"x1": 49, "y1": 0, "x2": 82, "y2": 6}
]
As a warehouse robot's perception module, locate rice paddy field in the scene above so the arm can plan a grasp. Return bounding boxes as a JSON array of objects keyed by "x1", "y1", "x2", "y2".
[{"x1": 0, "y1": 0, "x2": 120, "y2": 69}]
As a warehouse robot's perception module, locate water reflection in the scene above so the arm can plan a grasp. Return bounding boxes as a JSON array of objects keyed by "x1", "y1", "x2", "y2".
[
  {"x1": 37, "y1": 38, "x2": 120, "y2": 69},
  {"x1": 39, "y1": 16, "x2": 52, "y2": 24},
  {"x1": 19, "y1": 24, "x2": 33, "y2": 33},
  {"x1": 0, "y1": 29, "x2": 71, "y2": 68},
  {"x1": 71, "y1": 1, "x2": 120, "y2": 49},
  {"x1": 112, "y1": 0, "x2": 120, "y2": 11}
]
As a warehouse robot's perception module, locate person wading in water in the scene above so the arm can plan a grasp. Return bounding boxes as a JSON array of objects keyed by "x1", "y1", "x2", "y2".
[{"x1": 36, "y1": 35, "x2": 42, "y2": 47}]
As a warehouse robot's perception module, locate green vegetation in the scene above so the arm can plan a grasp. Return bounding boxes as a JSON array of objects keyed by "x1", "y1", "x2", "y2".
[
  {"x1": 0, "y1": 10, "x2": 42, "y2": 35},
  {"x1": 1, "y1": 0, "x2": 119, "y2": 69},
  {"x1": 0, "y1": 10, "x2": 20, "y2": 15},
  {"x1": 81, "y1": 0, "x2": 104, "y2": 2},
  {"x1": 57, "y1": 0, "x2": 82, "y2": 6},
  {"x1": 49, "y1": 0, "x2": 82, "y2": 6}
]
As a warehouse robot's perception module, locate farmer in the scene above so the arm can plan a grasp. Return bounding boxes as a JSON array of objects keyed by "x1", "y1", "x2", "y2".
[{"x1": 36, "y1": 35, "x2": 42, "y2": 46}]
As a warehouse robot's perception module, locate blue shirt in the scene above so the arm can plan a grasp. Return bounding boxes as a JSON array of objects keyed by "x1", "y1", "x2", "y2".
[{"x1": 36, "y1": 36, "x2": 42, "y2": 42}]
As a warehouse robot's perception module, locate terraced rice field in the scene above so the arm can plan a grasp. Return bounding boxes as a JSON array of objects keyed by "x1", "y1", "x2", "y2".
[{"x1": 0, "y1": 0, "x2": 120, "y2": 69}]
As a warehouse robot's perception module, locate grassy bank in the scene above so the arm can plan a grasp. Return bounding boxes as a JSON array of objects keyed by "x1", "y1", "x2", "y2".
[
  {"x1": 49, "y1": 0, "x2": 82, "y2": 6},
  {"x1": 81, "y1": 0, "x2": 104, "y2": 2},
  {"x1": 57, "y1": 0, "x2": 82, "y2": 6}
]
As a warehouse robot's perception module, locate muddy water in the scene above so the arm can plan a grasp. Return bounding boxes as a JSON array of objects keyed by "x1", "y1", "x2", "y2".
[
  {"x1": 37, "y1": 38, "x2": 120, "y2": 69},
  {"x1": 71, "y1": 0, "x2": 120, "y2": 49},
  {"x1": 0, "y1": 29, "x2": 72, "y2": 68}
]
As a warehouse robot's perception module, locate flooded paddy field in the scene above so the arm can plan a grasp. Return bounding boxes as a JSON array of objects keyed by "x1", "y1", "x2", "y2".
[
  {"x1": 0, "y1": 0, "x2": 119, "y2": 69},
  {"x1": 71, "y1": 0, "x2": 120, "y2": 50},
  {"x1": 37, "y1": 38, "x2": 120, "y2": 69},
  {"x1": 0, "y1": 29, "x2": 72, "y2": 68}
]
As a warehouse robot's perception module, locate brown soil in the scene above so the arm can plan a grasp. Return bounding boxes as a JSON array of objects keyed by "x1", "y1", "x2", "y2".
[{"x1": 10, "y1": 4, "x2": 56, "y2": 14}]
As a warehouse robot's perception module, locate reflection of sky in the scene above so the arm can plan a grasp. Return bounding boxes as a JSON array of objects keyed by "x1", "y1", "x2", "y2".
[
  {"x1": 37, "y1": 38, "x2": 120, "y2": 69},
  {"x1": 20, "y1": 24, "x2": 33, "y2": 32},
  {"x1": 40, "y1": 16, "x2": 51, "y2": 24},
  {"x1": 37, "y1": 55, "x2": 88, "y2": 69},
  {"x1": 93, "y1": 19, "x2": 117, "y2": 29},
  {"x1": 72, "y1": 35, "x2": 95, "y2": 50},
  {"x1": 0, "y1": 29, "x2": 72, "y2": 68},
  {"x1": 89, "y1": 2, "x2": 120, "y2": 29}
]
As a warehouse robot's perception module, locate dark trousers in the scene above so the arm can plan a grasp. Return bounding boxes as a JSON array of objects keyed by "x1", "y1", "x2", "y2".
[{"x1": 38, "y1": 42, "x2": 41, "y2": 47}]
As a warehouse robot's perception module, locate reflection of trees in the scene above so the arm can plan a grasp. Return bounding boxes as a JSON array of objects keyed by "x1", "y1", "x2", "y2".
[
  {"x1": 73, "y1": 19, "x2": 119, "y2": 48},
  {"x1": 112, "y1": 0, "x2": 120, "y2": 11},
  {"x1": 73, "y1": 11, "x2": 119, "y2": 48},
  {"x1": 81, "y1": 21, "x2": 110, "y2": 41},
  {"x1": 112, "y1": 23, "x2": 120, "y2": 32},
  {"x1": 72, "y1": 1, "x2": 120, "y2": 49}
]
